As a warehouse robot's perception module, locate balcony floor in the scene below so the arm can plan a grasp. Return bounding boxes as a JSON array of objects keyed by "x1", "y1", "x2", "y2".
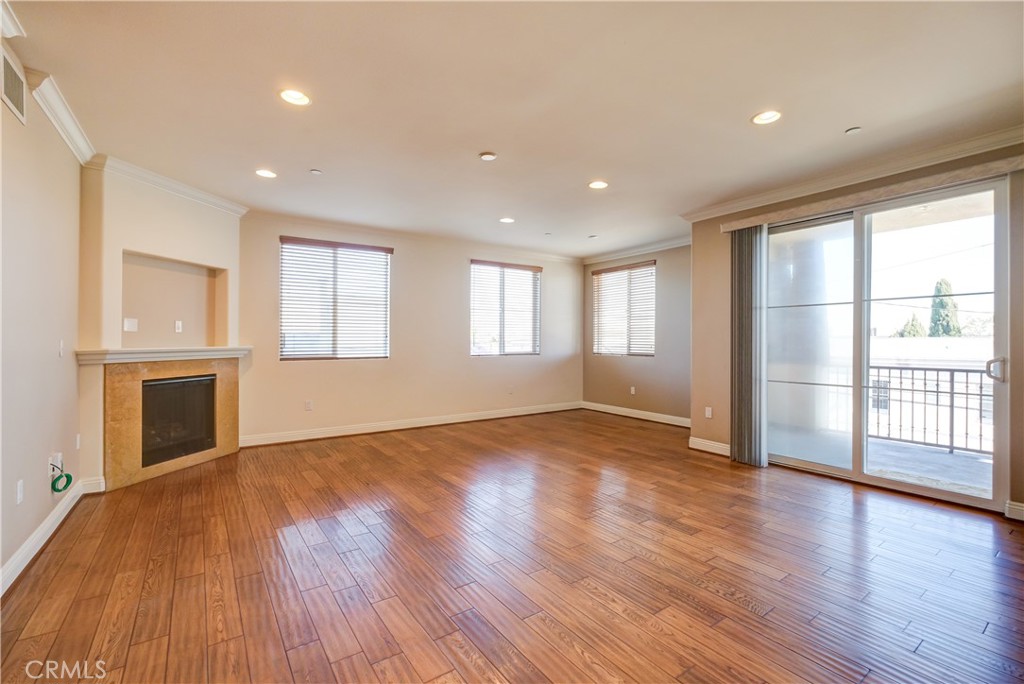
[
  {"x1": 865, "y1": 438, "x2": 992, "y2": 499},
  {"x1": 769, "y1": 428, "x2": 992, "y2": 499}
]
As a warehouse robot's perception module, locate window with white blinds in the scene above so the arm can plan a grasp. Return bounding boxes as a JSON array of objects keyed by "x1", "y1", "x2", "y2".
[
  {"x1": 470, "y1": 260, "x2": 541, "y2": 356},
  {"x1": 592, "y1": 260, "x2": 656, "y2": 355},
  {"x1": 279, "y1": 236, "x2": 392, "y2": 360}
]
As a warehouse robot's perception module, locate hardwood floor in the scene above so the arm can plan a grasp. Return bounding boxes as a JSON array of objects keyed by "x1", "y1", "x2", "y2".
[{"x1": 3, "y1": 409, "x2": 1023, "y2": 683}]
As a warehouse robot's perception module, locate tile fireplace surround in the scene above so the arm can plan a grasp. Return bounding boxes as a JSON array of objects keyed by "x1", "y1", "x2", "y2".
[{"x1": 78, "y1": 347, "x2": 249, "y2": 490}]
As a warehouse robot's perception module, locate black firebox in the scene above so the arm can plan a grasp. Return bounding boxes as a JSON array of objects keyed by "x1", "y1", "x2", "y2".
[{"x1": 141, "y1": 374, "x2": 216, "y2": 467}]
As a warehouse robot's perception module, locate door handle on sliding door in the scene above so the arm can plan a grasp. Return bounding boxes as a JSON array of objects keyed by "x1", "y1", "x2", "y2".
[{"x1": 985, "y1": 357, "x2": 1007, "y2": 382}]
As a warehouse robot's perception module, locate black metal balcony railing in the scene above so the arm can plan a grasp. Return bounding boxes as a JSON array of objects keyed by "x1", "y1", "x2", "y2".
[{"x1": 867, "y1": 366, "x2": 993, "y2": 454}]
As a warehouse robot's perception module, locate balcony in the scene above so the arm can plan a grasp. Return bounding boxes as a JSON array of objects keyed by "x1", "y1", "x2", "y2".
[{"x1": 866, "y1": 365, "x2": 993, "y2": 498}]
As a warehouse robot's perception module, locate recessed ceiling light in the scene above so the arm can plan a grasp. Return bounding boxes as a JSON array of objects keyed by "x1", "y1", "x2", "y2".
[
  {"x1": 588, "y1": 234, "x2": 598, "y2": 239},
  {"x1": 479, "y1": 152, "x2": 498, "y2": 161},
  {"x1": 751, "y1": 110, "x2": 782, "y2": 125},
  {"x1": 499, "y1": 217, "x2": 515, "y2": 224},
  {"x1": 309, "y1": 168, "x2": 324, "y2": 175},
  {"x1": 255, "y1": 169, "x2": 277, "y2": 178},
  {"x1": 588, "y1": 180, "x2": 609, "y2": 190},
  {"x1": 280, "y1": 89, "x2": 311, "y2": 106},
  {"x1": 845, "y1": 126, "x2": 863, "y2": 135}
]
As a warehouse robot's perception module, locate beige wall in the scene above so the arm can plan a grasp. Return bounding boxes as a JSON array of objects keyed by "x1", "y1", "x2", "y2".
[
  {"x1": 583, "y1": 246, "x2": 691, "y2": 419},
  {"x1": 690, "y1": 222, "x2": 732, "y2": 445},
  {"x1": 1, "y1": 94, "x2": 82, "y2": 565},
  {"x1": 690, "y1": 146, "x2": 1024, "y2": 507},
  {"x1": 121, "y1": 253, "x2": 216, "y2": 348},
  {"x1": 238, "y1": 212, "x2": 583, "y2": 442},
  {"x1": 79, "y1": 160, "x2": 241, "y2": 349}
]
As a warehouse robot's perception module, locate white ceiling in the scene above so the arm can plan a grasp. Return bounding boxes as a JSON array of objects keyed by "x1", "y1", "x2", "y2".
[{"x1": 8, "y1": 2, "x2": 1023, "y2": 259}]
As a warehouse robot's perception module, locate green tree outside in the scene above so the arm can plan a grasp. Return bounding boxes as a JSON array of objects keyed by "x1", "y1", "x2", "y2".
[
  {"x1": 894, "y1": 313, "x2": 927, "y2": 337},
  {"x1": 929, "y1": 278, "x2": 961, "y2": 337}
]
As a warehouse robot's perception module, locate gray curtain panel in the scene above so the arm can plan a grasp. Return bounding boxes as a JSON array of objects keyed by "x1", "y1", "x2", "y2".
[{"x1": 730, "y1": 225, "x2": 768, "y2": 467}]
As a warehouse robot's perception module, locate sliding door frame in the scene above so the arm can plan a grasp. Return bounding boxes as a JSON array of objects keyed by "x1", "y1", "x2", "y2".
[
  {"x1": 766, "y1": 178, "x2": 1010, "y2": 512},
  {"x1": 854, "y1": 178, "x2": 1009, "y2": 511}
]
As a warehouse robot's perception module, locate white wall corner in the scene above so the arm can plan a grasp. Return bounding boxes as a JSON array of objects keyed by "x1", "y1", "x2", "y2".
[
  {"x1": 23, "y1": 68, "x2": 95, "y2": 165},
  {"x1": 2, "y1": 1, "x2": 25, "y2": 39},
  {"x1": 0, "y1": 477, "x2": 102, "y2": 595},
  {"x1": 85, "y1": 154, "x2": 248, "y2": 217},
  {"x1": 1006, "y1": 500, "x2": 1024, "y2": 522},
  {"x1": 580, "y1": 401, "x2": 690, "y2": 428},
  {"x1": 688, "y1": 436, "x2": 730, "y2": 458}
]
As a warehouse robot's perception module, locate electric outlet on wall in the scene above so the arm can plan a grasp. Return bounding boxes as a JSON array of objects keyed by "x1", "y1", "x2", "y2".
[
  {"x1": 630, "y1": 386, "x2": 636, "y2": 395},
  {"x1": 175, "y1": 320, "x2": 183, "y2": 333},
  {"x1": 49, "y1": 452, "x2": 64, "y2": 476},
  {"x1": 304, "y1": 400, "x2": 314, "y2": 411},
  {"x1": 705, "y1": 406, "x2": 713, "y2": 419}
]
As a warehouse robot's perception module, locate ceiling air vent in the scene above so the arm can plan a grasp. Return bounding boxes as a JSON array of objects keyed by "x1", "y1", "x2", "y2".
[{"x1": 2, "y1": 45, "x2": 26, "y2": 124}]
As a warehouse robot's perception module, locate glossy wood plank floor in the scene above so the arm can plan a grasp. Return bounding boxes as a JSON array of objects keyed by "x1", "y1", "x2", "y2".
[{"x1": 3, "y1": 409, "x2": 1023, "y2": 683}]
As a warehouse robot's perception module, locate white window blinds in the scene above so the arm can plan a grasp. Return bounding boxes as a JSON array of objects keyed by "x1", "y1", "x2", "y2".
[
  {"x1": 279, "y1": 236, "x2": 392, "y2": 360},
  {"x1": 593, "y1": 260, "x2": 656, "y2": 355},
  {"x1": 470, "y1": 260, "x2": 541, "y2": 356}
]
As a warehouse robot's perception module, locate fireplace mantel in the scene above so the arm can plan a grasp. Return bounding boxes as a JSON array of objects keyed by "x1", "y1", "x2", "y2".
[{"x1": 76, "y1": 346, "x2": 252, "y2": 365}]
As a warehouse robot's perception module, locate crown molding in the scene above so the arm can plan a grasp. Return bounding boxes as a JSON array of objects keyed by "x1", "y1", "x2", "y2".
[
  {"x1": 683, "y1": 126, "x2": 1024, "y2": 223},
  {"x1": 582, "y1": 234, "x2": 692, "y2": 266},
  {"x1": 24, "y1": 69, "x2": 95, "y2": 165},
  {"x1": 720, "y1": 154, "x2": 1023, "y2": 233},
  {"x1": 2, "y1": 1, "x2": 25, "y2": 38},
  {"x1": 86, "y1": 155, "x2": 249, "y2": 217}
]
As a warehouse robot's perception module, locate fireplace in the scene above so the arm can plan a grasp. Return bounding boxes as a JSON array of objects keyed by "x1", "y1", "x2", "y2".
[
  {"x1": 96, "y1": 356, "x2": 240, "y2": 490},
  {"x1": 142, "y1": 374, "x2": 216, "y2": 467}
]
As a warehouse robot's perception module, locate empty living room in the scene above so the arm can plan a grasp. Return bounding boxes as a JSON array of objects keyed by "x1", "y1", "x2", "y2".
[{"x1": 2, "y1": 2, "x2": 1023, "y2": 683}]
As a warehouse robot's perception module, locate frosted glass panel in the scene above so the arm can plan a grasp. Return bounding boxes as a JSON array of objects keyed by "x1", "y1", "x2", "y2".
[
  {"x1": 767, "y1": 304, "x2": 853, "y2": 385},
  {"x1": 767, "y1": 215, "x2": 854, "y2": 472},
  {"x1": 767, "y1": 382, "x2": 853, "y2": 469},
  {"x1": 768, "y1": 218, "x2": 853, "y2": 307},
  {"x1": 870, "y1": 191, "x2": 993, "y2": 301}
]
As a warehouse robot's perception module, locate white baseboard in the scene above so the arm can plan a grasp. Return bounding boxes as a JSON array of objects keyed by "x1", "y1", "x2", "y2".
[
  {"x1": 688, "y1": 436, "x2": 731, "y2": 457},
  {"x1": 1, "y1": 476, "x2": 105, "y2": 595},
  {"x1": 580, "y1": 402, "x2": 690, "y2": 428},
  {"x1": 240, "y1": 402, "x2": 583, "y2": 447},
  {"x1": 1006, "y1": 500, "x2": 1024, "y2": 521}
]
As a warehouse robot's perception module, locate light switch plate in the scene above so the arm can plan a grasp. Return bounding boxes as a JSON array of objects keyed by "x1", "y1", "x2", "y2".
[{"x1": 123, "y1": 317, "x2": 138, "y2": 332}]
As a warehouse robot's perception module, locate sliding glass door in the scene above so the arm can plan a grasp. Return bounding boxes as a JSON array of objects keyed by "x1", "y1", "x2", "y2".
[
  {"x1": 765, "y1": 181, "x2": 1009, "y2": 510},
  {"x1": 766, "y1": 216, "x2": 855, "y2": 472},
  {"x1": 862, "y1": 185, "x2": 1008, "y2": 504}
]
